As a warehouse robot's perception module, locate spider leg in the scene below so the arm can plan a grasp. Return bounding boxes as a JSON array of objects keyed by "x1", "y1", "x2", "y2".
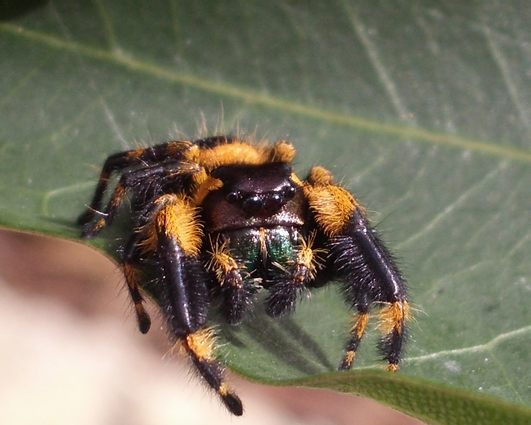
[
  {"x1": 121, "y1": 230, "x2": 153, "y2": 334},
  {"x1": 143, "y1": 193, "x2": 243, "y2": 415},
  {"x1": 81, "y1": 160, "x2": 199, "y2": 238},
  {"x1": 193, "y1": 135, "x2": 237, "y2": 149},
  {"x1": 332, "y1": 210, "x2": 410, "y2": 371},
  {"x1": 78, "y1": 141, "x2": 192, "y2": 226},
  {"x1": 207, "y1": 237, "x2": 257, "y2": 325},
  {"x1": 338, "y1": 304, "x2": 370, "y2": 370},
  {"x1": 265, "y1": 232, "x2": 319, "y2": 317},
  {"x1": 304, "y1": 166, "x2": 410, "y2": 372}
]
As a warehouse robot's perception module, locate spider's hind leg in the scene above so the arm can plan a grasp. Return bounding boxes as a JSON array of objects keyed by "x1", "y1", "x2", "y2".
[
  {"x1": 120, "y1": 230, "x2": 153, "y2": 334},
  {"x1": 81, "y1": 160, "x2": 199, "y2": 238},
  {"x1": 78, "y1": 141, "x2": 193, "y2": 230}
]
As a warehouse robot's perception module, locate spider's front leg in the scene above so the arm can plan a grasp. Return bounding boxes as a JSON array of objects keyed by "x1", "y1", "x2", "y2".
[
  {"x1": 303, "y1": 167, "x2": 410, "y2": 372},
  {"x1": 137, "y1": 194, "x2": 243, "y2": 415},
  {"x1": 207, "y1": 237, "x2": 258, "y2": 325},
  {"x1": 265, "y1": 231, "x2": 321, "y2": 317}
]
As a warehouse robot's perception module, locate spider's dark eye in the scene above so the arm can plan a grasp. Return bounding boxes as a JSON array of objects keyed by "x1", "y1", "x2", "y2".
[
  {"x1": 284, "y1": 186, "x2": 296, "y2": 199},
  {"x1": 241, "y1": 195, "x2": 263, "y2": 215},
  {"x1": 226, "y1": 191, "x2": 240, "y2": 203},
  {"x1": 263, "y1": 194, "x2": 283, "y2": 214}
]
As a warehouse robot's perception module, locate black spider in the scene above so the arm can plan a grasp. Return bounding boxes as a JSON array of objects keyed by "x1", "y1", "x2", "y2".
[{"x1": 78, "y1": 136, "x2": 410, "y2": 416}]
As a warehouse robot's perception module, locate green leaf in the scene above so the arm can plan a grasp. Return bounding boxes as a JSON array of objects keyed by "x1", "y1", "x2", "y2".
[{"x1": 1, "y1": 1, "x2": 531, "y2": 424}]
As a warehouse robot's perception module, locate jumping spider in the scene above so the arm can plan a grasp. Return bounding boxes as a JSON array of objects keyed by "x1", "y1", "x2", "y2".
[{"x1": 78, "y1": 136, "x2": 410, "y2": 416}]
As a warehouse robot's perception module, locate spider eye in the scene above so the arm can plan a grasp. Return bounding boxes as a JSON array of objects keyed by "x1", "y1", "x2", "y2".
[
  {"x1": 284, "y1": 186, "x2": 296, "y2": 199},
  {"x1": 263, "y1": 194, "x2": 282, "y2": 214},
  {"x1": 241, "y1": 195, "x2": 263, "y2": 214},
  {"x1": 226, "y1": 191, "x2": 240, "y2": 203}
]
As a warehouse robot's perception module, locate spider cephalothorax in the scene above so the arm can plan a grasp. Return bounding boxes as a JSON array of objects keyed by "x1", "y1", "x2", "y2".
[{"x1": 78, "y1": 136, "x2": 410, "y2": 416}]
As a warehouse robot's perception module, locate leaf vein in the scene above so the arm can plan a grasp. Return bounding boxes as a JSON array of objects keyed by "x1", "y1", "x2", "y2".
[
  {"x1": 2, "y1": 23, "x2": 531, "y2": 163},
  {"x1": 404, "y1": 325, "x2": 531, "y2": 364}
]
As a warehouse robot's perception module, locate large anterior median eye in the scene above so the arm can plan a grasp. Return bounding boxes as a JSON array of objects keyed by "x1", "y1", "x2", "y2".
[
  {"x1": 262, "y1": 193, "x2": 283, "y2": 214},
  {"x1": 241, "y1": 194, "x2": 263, "y2": 215},
  {"x1": 239, "y1": 192, "x2": 286, "y2": 216}
]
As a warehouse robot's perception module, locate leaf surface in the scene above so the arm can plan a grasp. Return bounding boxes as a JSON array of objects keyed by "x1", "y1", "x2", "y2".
[{"x1": 1, "y1": 2, "x2": 530, "y2": 424}]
